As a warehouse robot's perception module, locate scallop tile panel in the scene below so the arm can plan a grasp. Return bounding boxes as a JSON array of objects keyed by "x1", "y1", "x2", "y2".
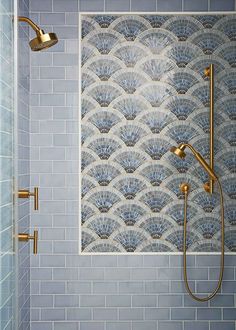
[{"x1": 81, "y1": 14, "x2": 236, "y2": 253}]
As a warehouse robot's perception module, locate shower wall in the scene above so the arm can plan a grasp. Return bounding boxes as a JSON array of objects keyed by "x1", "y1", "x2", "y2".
[
  {"x1": 29, "y1": 0, "x2": 236, "y2": 330},
  {"x1": 18, "y1": 0, "x2": 31, "y2": 329},
  {"x1": 0, "y1": 1, "x2": 16, "y2": 329}
]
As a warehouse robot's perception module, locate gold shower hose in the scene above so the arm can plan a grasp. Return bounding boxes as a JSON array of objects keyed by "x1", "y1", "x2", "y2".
[{"x1": 182, "y1": 178, "x2": 224, "y2": 301}]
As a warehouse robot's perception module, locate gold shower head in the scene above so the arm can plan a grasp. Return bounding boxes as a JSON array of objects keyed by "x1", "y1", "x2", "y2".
[
  {"x1": 18, "y1": 16, "x2": 58, "y2": 51},
  {"x1": 170, "y1": 145, "x2": 186, "y2": 159},
  {"x1": 29, "y1": 31, "x2": 58, "y2": 51},
  {"x1": 170, "y1": 143, "x2": 218, "y2": 180}
]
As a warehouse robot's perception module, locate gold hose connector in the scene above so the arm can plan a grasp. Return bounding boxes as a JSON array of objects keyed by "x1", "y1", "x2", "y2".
[{"x1": 182, "y1": 181, "x2": 224, "y2": 302}]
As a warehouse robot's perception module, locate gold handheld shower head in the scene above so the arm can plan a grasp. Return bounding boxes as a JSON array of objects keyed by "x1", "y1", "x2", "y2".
[
  {"x1": 18, "y1": 16, "x2": 58, "y2": 51},
  {"x1": 170, "y1": 143, "x2": 218, "y2": 181}
]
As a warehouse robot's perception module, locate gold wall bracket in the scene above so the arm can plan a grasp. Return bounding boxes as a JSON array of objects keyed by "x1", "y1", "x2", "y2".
[
  {"x1": 18, "y1": 187, "x2": 39, "y2": 210},
  {"x1": 204, "y1": 64, "x2": 214, "y2": 194},
  {"x1": 18, "y1": 230, "x2": 38, "y2": 254}
]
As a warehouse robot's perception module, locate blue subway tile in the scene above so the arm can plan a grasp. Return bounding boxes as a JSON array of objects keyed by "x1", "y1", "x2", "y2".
[
  {"x1": 145, "y1": 281, "x2": 169, "y2": 294},
  {"x1": 210, "y1": 295, "x2": 234, "y2": 307},
  {"x1": 105, "y1": 0, "x2": 130, "y2": 11},
  {"x1": 131, "y1": 0, "x2": 156, "y2": 11},
  {"x1": 30, "y1": 0, "x2": 52, "y2": 11},
  {"x1": 183, "y1": 0, "x2": 208, "y2": 11},
  {"x1": 93, "y1": 282, "x2": 117, "y2": 294},
  {"x1": 169, "y1": 256, "x2": 194, "y2": 267},
  {"x1": 225, "y1": 256, "x2": 236, "y2": 266},
  {"x1": 55, "y1": 295, "x2": 79, "y2": 307},
  {"x1": 117, "y1": 256, "x2": 143, "y2": 267},
  {"x1": 93, "y1": 308, "x2": 118, "y2": 320},
  {"x1": 209, "y1": 268, "x2": 234, "y2": 281},
  {"x1": 41, "y1": 309, "x2": 65, "y2": 321},
  {"x1": 223, "y1": 308, "x2": 236, "y2": 320},
  {"x1": 67, "y1": 282, "x2": 91, "y2": 294},
  {"x1": 40, "y1": 13, "x2": 65, "y2": 25},
  {"x1": 210, "y1": 322, "x2": 235, "y2": 330},
  {"x1": 157, "y1": 268, "x2": 182, "y2": 280},
  {"x1": 171, "y1": 308, "x2": 195, "y2": 320},
  {"x1": 196, "y1": 281, "x2": 219, "y2": 294},
  {"x1": 157, "y1": 0, "x2": 182, "y2": 11},
  {"x1": 31, "y1": 295, "x2": 53, "y2": 308},
  {"x1": 184, "y1": 295, "x2": 208, "y2": 307},
  {"x1": 106, "y1": 322, "x2": 131, "y2": 330},
  {"x1": 92, "y1": 255, "x2": 117, "y2": 267},
  {"x1": 132, "y1": 295, "x2": 157, "y2": 307},
  {"x1": 80, "y1": 0, "x2": 104, "y2": 11},
  {"x1": 132, "y1": 321, "x2": 157, "y2": 330},
  {"x1": 158, "y1": 295, "x2": 183, "y2": 307},
  {"x1": 145, "y1": 308, "x2": 170, "y2": 320},
  {"x1": 54, "y1": 323, "x2": 79, "y2": 330},
  {"x1": 53, "y1": 0, "x2": 79, "y2": 11},
  {"x1": 197, "y1": 308, "x2": 221, "y2": 320},
  {"x1": 106, "y1": 295, "x2": 131, "y2": 307},
  {"x1": 40, "y1": 281, "x2": 65, "y2": 294},
  {"x1": 184, "y1": 322, "x2": 209, "y2": 330},
  {"x1": 80, "y1": 295, "x2": 105, "y2": 307},
  {"x1": 119, "y1": 281, "x2": 144, "y2": 294},
  {"x1": 144, "y1": 255, "x2": 169, "y2": 267},
  {"x1": 131, "y1": 268, "x2": 156, "y2": 280},
  {"x1": 210, "y1": 0, "x2": 235, "y2": 11},
  {"x1": 159, "y1": 321, "x2": 183, "y2": 330},
  {"x1": 171, "y1": 281, "x2": 195, "y2": 294},
  {"x1": 221, "y1": 281, "x2": 236, "y2": 293},
  {"x1": 31, "y1": 322, "x2": 53, "y2": 330},
  {"x1": 119, "y1": 308, "x2": 143, "y2": 320},
  {"x1": 196, "y1": 256, "x2": 220, "y2": 267},
  {"x1": 67, "y1": 308, "x2": 92, "y2": 321}
]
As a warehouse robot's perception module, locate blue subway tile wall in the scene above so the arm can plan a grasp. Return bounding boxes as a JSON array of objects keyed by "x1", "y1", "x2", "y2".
[
  {"x1": 29, "y1": 0, "x2": 236, "y2": 329},
  {"x1": 0, "y1": 1, "x2": 16, "y2": 329},
  {"x1": 18, "y1": 0, "x2": 31, "y2": 329}
]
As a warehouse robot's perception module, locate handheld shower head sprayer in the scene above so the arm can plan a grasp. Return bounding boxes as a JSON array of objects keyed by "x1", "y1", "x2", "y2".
[{"x1": 170, "y1": 143, "x2": 217, "y2": 181}]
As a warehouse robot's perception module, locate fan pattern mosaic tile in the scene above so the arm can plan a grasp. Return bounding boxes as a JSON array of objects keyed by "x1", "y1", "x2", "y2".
[{"x1": 80, "y1": 14, "x2": 236, "y2": 253}]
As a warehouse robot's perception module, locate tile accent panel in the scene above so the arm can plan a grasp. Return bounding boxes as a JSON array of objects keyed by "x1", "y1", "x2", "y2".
[{"x1": 80, "y1": 14, "x2": 236, "y2": 253}]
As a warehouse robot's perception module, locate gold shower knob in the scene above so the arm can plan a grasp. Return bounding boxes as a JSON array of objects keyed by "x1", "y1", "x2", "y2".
[
  {"x1": 18, "y1": 187, "x2": 39, "y2": 210},
  {"x1": 18, "y1": 230, "x2": 38, "y2": 254}
]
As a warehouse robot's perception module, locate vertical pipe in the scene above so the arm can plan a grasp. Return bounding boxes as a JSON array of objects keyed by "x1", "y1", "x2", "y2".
[
  {"x1": 209, "y1": 64, "x2": 214, "y2": 194},
  {"x1": 204, "y1": 64, "x2": 214, "y2": 194}
]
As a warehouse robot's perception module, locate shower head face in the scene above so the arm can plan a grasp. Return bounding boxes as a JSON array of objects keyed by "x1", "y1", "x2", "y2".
[
  {"x1": 170, "y1": 145, "x2": 186, "y2": 159},
  {"x1": 29, "y1": 31, "x2": 58, "y2": 51}
]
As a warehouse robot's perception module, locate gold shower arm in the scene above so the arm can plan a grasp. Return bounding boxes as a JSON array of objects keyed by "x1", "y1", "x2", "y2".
[
  {"x1": 171, "y1": 143, "x2": 218, "y2": 181},
  {"x1": 18, "y1": 16, "x2": 44, "y2": 36}
]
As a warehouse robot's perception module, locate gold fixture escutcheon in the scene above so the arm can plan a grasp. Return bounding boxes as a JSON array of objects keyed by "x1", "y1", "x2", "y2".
[
  {"x1": 18, "y1": 230, "x2": 38, "y2": 254},
  {"x1": 18, "y1": 187, "x2": 39, "y2": 210}
]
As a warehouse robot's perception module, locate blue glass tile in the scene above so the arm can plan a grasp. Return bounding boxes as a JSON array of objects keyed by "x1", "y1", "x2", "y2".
[
  {"x1": 157, "y1": 0, "x2": 182, "y2": 11},
  {"x1": 183, "y1": 0, "x2": 208, "y2": 11},
  {"x1": 210, "y1": 0, "x2": 235, "y2": 11}
]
